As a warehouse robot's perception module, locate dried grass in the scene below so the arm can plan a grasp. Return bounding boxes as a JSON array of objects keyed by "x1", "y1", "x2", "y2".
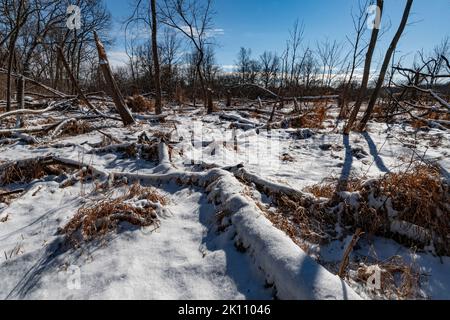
[
  {"x1": 274, "y1": 194, "x2": 332, "y2": 244},
  {"x1": 0, "y1": 161, "x2": 46, "y2": 186},
  {"x1": 290, "y1": 103, "x2": 329, "y2": 129},
  {"x1": 306, "y1": 164, "x2": 449, "y2": 255},
  {"x1": 59, "y1": 120, "x2": 92, "y2": 137},
  {"x1": 356, "y1": 256, "x2": 422, "y2": 299},
  {"x1": 0, "y1": 157, "x2": 79, "y2": 187},
  {"x1": 127, "y1": 95, "x2": 155, "y2": 113},
  {"x1": 61, "y1": 184, "x2": 167, "y2": 245},
  {"x1": 253, "y1": 200, "x2": 311, "y2": 253},
  {"x1": 304, "y1": 182, "x2": 336, "y2": 199}
]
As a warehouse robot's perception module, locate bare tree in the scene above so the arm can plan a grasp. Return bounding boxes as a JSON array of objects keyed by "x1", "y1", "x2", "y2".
[
  {"x1": 151, "y1": 0, "x2": 162, "y2": 114},
  {"x1": 159, "y1": 0, "x2": 216, "y2": 113},
  {"x1": 4, "y1": 0, "x2": 28, "y2": 111},
  {"x1": 288, "y1": 19, "x2": 305, "y2": 85},
  {"x1": 338, "y1": 0, "x2": 370, "y2": 119},
  {"x1": 344, "y1": 0, "x2": 384, "y2": 134},
  {"x1": 160, "y1": 28, "x2": 182, "y2": 92},
  {"x1": 316, "y1": 38, "x2": 343, "y2": 88},
  {"x1": 236, "y1": 47, "x2": 252, "y2": 83},
  {"x1": 358, "y1": 0, "x2": 413, "y2": 131},
  {"x1": 300, "y1": 49, "x2": 318, "y2": 91},
  {"x1": 259, "y1": 51, "x2": 280, "y2": 89}
]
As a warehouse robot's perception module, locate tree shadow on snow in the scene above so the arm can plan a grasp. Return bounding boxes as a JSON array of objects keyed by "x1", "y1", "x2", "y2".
[
  {"x1": 197, "y1": 195, "x2": 274, "y2": 300},
  {"x1": 338, "y1": 134, "x2": 353, "y2": 191},
  {"x1": 362, "y1": 132, "x2": 390, "y2": 173}
]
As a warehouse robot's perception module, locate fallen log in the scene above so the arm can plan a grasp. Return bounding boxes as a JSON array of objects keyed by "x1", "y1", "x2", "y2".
[
  {"x1": 134, "y1": 114, "x2": 168, "y2": 122},
  {"x1": 50, "y1": 118, "x2": 77, "y2": 139},
  {"x1": 219, "y1": 112, "x2": 261, "y2": 127},
  {"x1": 0, "y1": 99, "x2": 75, "y2": 121},
  {"x1": 0, "y1": 68, "x2": 67, "y2": 98},
  {"x1": 0, "y1": 188, "x2": 24, "y2": 198}
]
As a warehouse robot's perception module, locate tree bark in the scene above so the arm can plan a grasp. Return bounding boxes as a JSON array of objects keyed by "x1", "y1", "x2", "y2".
[
  {"x1": 344, "y1": 0, "x2": 384, "y2": 134},
  {"x1": 6, "y1": 0, "x2": 26, "y2": 112},
  {"x1": 207, "y1": 88, "x2": 214, "y2": 113},
  {"x1": 226, "y1": 90, "x2": 231, "y2": 107},
  {"x1": 14, "y1": 75, "x2": 25, "y2": 127},
  {"x1": 358, "y1": 0, "x2": 413, "y2": 131},
  {"x1": 93, "y1": 32, "x2": 135, "y2": 126},
  {"x1": 150, "y1": 0, "x2": 163, "y2": 115}
]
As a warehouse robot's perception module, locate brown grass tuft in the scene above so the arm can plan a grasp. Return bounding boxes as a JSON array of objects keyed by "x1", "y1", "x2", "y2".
[
  {"x1": 305, "y1": 183, "x2": 335, "y2": 199},
  {"x1": 60, "y1": 120, "x2": 92, "y2": 137},
  {"x1": 0, "y1": 158, "x2": 76, "y2": 187},
  {"x1": 356, "y1": 256, "x2": 422, "y2": 299},
  {"x1": 0, "y1": 161, "x2": 46, "y2": 186},
  {"x1": 127, "y1": 95, "x2": 155, "y2": 113},
  {"x1": 61, "y1": 184, "x2": 167, "y2": 245},
  {"x1": 290, "y1": 102, "x2": 329, "y2": 129},
  {"x1": 309, "y1": 164, "x2": 450, "y2": 255}
]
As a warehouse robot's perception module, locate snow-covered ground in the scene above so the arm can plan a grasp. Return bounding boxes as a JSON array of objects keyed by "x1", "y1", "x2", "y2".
[
  {"x1": 0, "y1": 179, "x2": 273, "y2": 299},
  {"x1": 1, "y1": 103, "x2": 449, "y2": 300}
]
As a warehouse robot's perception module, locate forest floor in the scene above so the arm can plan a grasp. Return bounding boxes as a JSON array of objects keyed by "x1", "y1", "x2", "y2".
[{"x1": 0, "y1": 98, "x2": 449, "y2": 300}]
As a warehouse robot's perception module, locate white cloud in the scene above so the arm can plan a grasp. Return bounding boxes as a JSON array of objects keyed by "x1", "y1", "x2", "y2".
[
  {"x1": 221, "y1": 65, "x2": 237, "y2": 73},
  {"x1": 108, "y1": 51, "x2": 129, "y2": 68},
  {"x1": 179, "y1": 26, "x2": 225, "y2": 38}
]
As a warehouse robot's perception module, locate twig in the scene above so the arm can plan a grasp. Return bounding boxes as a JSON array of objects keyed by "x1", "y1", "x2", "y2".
[{"x1": 338, "y1": 228, "x2": 364, "y2": 278}]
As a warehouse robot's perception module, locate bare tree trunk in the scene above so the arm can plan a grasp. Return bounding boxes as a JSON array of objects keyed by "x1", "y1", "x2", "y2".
[
  {"x1": 93, "y1": 32, "x2": 135, "y2": 125},
  {"x1": 6, "y1": 39, "x2": 17, "y2": 112},
  {"x1": 207, "y1": 88, "x2": 214, "y2": 113},
  {"x1": 344, "y1": 0, "x2": 384, "y2": 134},
  {"x1": 358, "y1": 0, "x2": 413, "y2": 131},
  {"x1": 226, "y1": 90, "x2": 231, "y2": 107},
  {"x1": 15, "y1": 75, "x2": 25, "y2": 127},
  {"x1": 196, "y1": 61, "x2": 208, "y2": 113},
  {"x1": 6, "y1": 0, "x2": 26, "y2": 112},
  {"x1": 151, "y1": 0, "x2": 162, "y2": 115}
]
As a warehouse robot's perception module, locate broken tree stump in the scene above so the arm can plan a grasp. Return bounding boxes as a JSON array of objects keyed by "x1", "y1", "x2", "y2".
[{"x1": 93, "y1": 31, "x2": 135, "y2": 126}]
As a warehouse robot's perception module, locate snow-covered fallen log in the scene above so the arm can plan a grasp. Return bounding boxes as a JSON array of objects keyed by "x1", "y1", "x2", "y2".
[
  {"x1": 205, "y1": 169, "x2": 361, "y2": 300},
  {"x1": 0, "y1": 99, "x2": 75, "y2": 121},
  {"x1": 0, "y1": 124, "x2": 58, "y2": 136},
  {"x1": 134, "y1": 114, "x2": 169, "y2": 122},
  {"x1": 229, "y1": 166, "x2": 317, "y2": 205},
  {"x1": 11, "y1": 132, "x2": 39, "y2": 144},
  {"x1": 29, "y1": 146, "x2": 359, "y2": 299},
  {"x1": 219, "y1": 112, "x2": 261, "y2": 127}
]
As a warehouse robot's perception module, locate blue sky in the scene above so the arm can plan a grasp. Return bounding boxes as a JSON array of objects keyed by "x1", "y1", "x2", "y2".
[{"x1": 105, "y1": 0, "x2": 449, "y2": 69}]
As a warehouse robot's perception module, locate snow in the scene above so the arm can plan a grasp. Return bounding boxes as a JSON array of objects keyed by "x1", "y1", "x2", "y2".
[
  {"x1": 318, "y1": 236, "x2": 450, "y2": 300},
  {"x1": 1, "y1": 103, "x2": 449, "y2": 300},
  {"x1": 0, "y1": 180, "x2": 271, "y2": 299},
  {"x1": 205, "y1": 171, "x2": 360, "y2": 299}
]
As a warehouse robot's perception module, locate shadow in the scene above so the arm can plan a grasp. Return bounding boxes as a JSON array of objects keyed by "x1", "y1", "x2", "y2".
[
  {"x1": 362, "y1": 132, "x2": 390, "y2": 173},
  {"x1": 5, "y1": 237, "x2": 67, "y2": 299},
  {"x1": 340, "y1": 278, "x2": 349, "y2": 300},
  {"x1": 338, "y1": 134, "x2": 353, "y2": 192},
  {"x1": 104, "y1": 154, "x2": 157, "y2": 173},
  {"x1": 0, "y1": 196, "x2": 81, "y2": 242},
  {"x1": 197, "y1": 195, "x2": 273, "y2": 300}
]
